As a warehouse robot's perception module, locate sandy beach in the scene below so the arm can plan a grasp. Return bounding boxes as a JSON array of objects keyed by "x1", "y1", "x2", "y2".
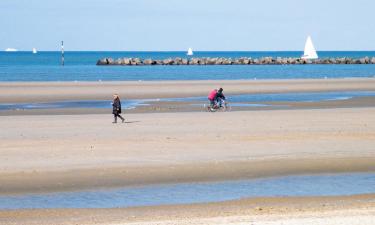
[
  {"x1": 1, "y1": 78, "x2": 375, "y2": 103},
  {"x1": 1, "y1": 79, "x2": 375, "y2": 224},
  {"x1": 0, "y1": 107, "x2": 375, "y2": 194}
]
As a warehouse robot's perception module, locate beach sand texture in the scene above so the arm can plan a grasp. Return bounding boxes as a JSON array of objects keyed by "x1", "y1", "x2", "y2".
[
  {"x1": 1, "y1": 79, "x2": 375, "y2": 224},
  {"x1": 1, "y1": 108, "x2": 375, "y2": 194},
  {"x1": 1, "y1": 195, "x2": 374, "y2": 225}
]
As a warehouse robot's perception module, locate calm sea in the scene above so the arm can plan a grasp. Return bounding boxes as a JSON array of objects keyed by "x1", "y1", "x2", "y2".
[{"x1": 0, "y1": 51, "x2": 375, "y2": 81}]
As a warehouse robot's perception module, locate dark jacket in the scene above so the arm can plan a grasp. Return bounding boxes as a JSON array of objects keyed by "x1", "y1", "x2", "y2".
[
  {"x1": 112, "y1": 98, "x2": 122, "y2": 114},
  {"x1": 215, "y1": 91, "x2": 226, "y2": 100}
]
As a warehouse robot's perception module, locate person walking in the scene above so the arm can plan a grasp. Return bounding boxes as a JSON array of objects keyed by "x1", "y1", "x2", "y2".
[{"x1": 112, "y1": 94, "x2": 125, "y2": 123}]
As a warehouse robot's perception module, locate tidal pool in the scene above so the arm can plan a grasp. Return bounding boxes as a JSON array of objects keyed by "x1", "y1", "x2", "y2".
[
  {"x1": 0, "y1": 173, "x2": 374, "y2": 209},
  {"x1": 1, "y1": 91, "x2": 374, "y2": 111}
]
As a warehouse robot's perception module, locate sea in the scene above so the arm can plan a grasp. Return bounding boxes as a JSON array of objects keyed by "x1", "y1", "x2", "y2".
[{"x1": 0, "y1": 51, "x2": 375, "y2": 82}]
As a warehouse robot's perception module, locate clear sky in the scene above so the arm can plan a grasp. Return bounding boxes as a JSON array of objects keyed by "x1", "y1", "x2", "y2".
[{"x1": 1, "y1": 0, "x2": 374, "y2": 51}]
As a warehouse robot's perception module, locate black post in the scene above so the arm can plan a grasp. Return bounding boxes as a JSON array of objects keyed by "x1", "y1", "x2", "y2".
[{"x1": 61, "y1": 41, "x2": 65, "y2": 66}]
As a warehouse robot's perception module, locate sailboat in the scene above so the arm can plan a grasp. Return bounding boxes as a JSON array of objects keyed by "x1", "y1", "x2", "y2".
[
  {"x1": 5, "y1": 48, "x2": 18, "y2": 52},
  {"x1": 187, "y1": 47, "x2": 194, "y2": 56},
  {"x1": 32, "y1": 48, "x2": 38, "y2": 54},
  {"x1": 301, "y1": 36, "x2": 318, "y2": 59}
]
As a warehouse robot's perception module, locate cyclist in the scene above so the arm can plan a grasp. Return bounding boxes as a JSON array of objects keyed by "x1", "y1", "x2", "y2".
[
  {"x1": 215, "y1": 88, "x2": 226, "y2": 107},
  {"x1": 208, "y1": 89, "x2": 218, "y2": 108}
]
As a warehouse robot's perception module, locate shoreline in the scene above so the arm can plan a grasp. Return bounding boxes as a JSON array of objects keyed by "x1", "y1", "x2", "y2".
[
  {"x1": 1, "y1": 194, "x2": 374, "y2": 224},
  {"x1": 1, "y1": 157, "x2": 375, "y2": 196},
  {"x1": 1, "y1": 96, "x2": 375, "y2": 116},
  {"x1": 1, "y1": 78, "x2": 375, "y2": 103}
]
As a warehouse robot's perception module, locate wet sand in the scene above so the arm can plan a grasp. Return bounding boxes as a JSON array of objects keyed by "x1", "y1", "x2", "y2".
[
  {"x1": 1, "y1": 78, "x2": 375, "y2": 103},
  {"x1": 1, "y1": 96, "x2": 375, "y2": 116},
  {"x1": 1, "y1": 108, "x2": 375, "y2": 195},
  {"x1": 1, "y1": 194, "x2": 374, "y2": 225}
]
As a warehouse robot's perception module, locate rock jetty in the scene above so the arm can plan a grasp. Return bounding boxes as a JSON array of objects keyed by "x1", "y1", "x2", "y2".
[{"x1": 97, "y1": 57, "x2": 375, "y2": 66}]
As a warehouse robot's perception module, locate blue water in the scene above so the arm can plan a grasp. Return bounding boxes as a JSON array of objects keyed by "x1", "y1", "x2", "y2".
[
  {"x1": 1, "y1": 51, "x2": 375, "y2": 81},
  {"x1": 164, "y1": 91, "x2": 375, "y2": 103},
  {"x1": 0, "y1": 100, "x2": 146, "y2": 111},
  {"x1": 0, "y1": 173, "x2": 374, "y2": 209},
  {"x1": 1, "y1": 91, "x2": 374, "y2": 111}
]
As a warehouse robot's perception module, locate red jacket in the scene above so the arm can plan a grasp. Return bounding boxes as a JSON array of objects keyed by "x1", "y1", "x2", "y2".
[{"x1": 208, "y1": 89, "x2": 217, "y2": 100}]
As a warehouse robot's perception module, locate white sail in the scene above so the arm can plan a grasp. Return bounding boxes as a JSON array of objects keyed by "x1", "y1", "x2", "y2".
[
  {"x1": 32, "y1": 48, "x2": 37, "y2": 54},
  {"x1": 301, "y1": 36, "x2": 318, "y2": 59},
  {"x1": 5, "y1": 48, "x2": 18, "y2": 52},
  {"x1": 187, "y1": 47, "x2": 193, "y2": 56}
]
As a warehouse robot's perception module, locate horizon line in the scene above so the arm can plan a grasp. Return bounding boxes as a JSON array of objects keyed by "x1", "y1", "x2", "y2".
[{"x1": 2, "y1": 50, "x2": 375, "y2": 52}]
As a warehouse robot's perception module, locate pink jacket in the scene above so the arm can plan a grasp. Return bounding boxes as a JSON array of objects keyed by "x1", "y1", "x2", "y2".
[{"x1": 208, "y1": 89, "x2": 217, "y2": 100}]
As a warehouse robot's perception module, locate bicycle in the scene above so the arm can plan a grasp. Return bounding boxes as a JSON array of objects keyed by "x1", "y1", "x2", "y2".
[{"x1": 205, "y1": 99, "x2": 231, "y2": 112}]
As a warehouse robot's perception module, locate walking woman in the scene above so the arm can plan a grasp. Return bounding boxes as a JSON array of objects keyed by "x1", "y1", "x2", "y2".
[{"x1": 112, "y1": 94, "x2": 125, "y2": 123}]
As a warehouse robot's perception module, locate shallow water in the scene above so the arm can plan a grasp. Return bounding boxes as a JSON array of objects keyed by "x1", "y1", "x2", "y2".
[
  {"x1": 0, "y1": 100, "x2": 147, "y2": 111},
  {"x1": 0, "y1": 173, "x2": 374, "y2": 209},
  {"x1": 165, "y1": 91, "x2": 375, "y2": 103},
  {"x1": 1, "y1": 91, "x2": 374, "y2": 111}
]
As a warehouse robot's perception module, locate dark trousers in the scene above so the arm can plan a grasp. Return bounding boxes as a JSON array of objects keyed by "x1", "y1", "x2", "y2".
[{"x1": 113, "y1": 113, "x2": 124, "y2": 123}]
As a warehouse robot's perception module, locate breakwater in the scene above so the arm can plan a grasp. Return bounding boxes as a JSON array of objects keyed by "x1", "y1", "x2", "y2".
[{"x1": 97, "y1": 57, "x2": 375, "y2": 66}]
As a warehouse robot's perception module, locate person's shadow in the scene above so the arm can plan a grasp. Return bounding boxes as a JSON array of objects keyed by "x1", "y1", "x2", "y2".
[{"x1": 124, "y1": 121, "x2": 141, "y2": 124}]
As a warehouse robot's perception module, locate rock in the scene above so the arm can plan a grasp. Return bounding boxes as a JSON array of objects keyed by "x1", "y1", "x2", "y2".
[
  {"x1": 207, "y1": 58, "x2": 218, "y2": 65},
  {"x1": 96, "y1": 58, "x2": 108, "y2": 65},
  {"x1": 190, "y1": 58, "x2": 199, "y2": 65},
  {"x1": 275, "y1": 57, "x2": 283, "y2": 64},
  {"x1": 198, "y1": 58, "x2": 207, "y2": 65},
  {"x1": 121, "y1": 58, "x2": 130, "y2": 65},
  {"x1": 223, "y1": 58, "x2": 232, "y2": 65},
  {"x1": 106, "y1": 58, "x2": 114, "y2": 65},
  {"x1": 174, "y1": 57, "x2": 183, "y2": 65},
  {"x1": 96, "y1": 56, "x2": 374, "y2": 66},
  {"x1": 143, "y1": 59, "x2": 153, "y2": 65},
  {"x1": 132, "y1": 58, "x2": 142, "y2": 65},
  {"x1": 328, "y1": 58, "x2": 336, "y2": 64},
  {"x1": 215, "y1": 58, "x2": 223, "y2": 65},
  {"x1": 114, "y1": 58, "x2": 123, "y2": 65}
]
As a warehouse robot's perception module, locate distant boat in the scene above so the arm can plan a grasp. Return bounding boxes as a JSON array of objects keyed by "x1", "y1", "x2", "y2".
[
  {"x1": 5, "y1": 48, "x2": 18, "y2": 52},
  {"x1": 187, "y1": 48, "x2": 194, "y2": 56},
  {"x1": 301, "y1": 36, "x2": 318, "y2": 59},
  {"x1": 32, "y1": 48, "x2": 38, "y2": 54}
]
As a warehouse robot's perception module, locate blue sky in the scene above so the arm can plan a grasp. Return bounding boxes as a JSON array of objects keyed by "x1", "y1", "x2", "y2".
[{"x1": 1, "y1": 0, "x2": 374, "y2": 51}]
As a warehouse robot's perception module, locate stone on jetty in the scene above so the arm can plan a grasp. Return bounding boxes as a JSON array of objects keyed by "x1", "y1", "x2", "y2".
[
  {"x1": 97, "y1": 56, "x2": 375, "y2": 66},
  {"x1": 143, "y1": 59, "x2": 153, "y2": 65}
]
